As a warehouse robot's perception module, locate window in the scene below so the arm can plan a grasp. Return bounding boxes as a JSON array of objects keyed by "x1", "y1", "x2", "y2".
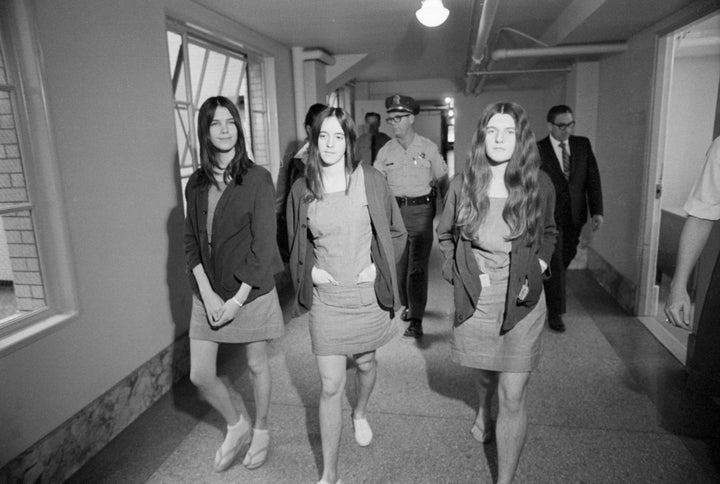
[
  {"x1": 166, "y1": 21, "x2": 272, "y2": 202},
  {"x1": 0, "y1": 13, "x2": 45, "y2": 322},
  {"x1": 0, "y1": 0, "x2": 77, "y2": 355}
]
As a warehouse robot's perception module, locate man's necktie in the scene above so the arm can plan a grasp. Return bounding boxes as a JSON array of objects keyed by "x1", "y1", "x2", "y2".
[{"x1": 560, "y1": 141, "x2": 570, "y2": 178}]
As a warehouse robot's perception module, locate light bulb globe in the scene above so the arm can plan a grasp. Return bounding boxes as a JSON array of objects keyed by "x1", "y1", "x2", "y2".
[{"x1": 415, "y1": 0, "x2": 449, "y2": 28}]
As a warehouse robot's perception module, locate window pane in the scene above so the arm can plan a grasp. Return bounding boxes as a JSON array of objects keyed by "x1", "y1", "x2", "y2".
[
  {"x1": 222, "y1": 57, "x2": 245, "y2": 99},
  {"x1": 0, "y1": 90, "x2": 29, "y2": 209},
  {"x1": 0, "y1": 210, "x2": 46, "y2": 326},
  {"x1": 187, "y1": 43, "x2": 207, "y2": 103}
]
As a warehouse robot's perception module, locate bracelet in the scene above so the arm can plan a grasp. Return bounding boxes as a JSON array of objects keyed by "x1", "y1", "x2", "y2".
[{"x1": 231, "y1": 296, "x2": 243, "y2": 307}]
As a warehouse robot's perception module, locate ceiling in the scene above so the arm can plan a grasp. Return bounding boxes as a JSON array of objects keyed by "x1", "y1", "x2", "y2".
[{"x1": 194, "y1": 0, "x2": 709, "y2": 93}]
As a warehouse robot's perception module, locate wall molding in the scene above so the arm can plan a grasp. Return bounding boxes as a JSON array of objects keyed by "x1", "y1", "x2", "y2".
[{"x1": 586, "y1": 246, "x2": 636, "y2": 314}]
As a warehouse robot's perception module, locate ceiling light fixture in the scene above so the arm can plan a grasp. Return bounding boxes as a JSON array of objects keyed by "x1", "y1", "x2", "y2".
[{"x1": 416, "y1": 0, "x2": 449, "y2": 28}]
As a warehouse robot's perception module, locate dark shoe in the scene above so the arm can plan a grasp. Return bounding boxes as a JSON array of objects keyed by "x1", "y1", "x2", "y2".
[
  {"x1": 400, "y1": 308, "x2": 410, "y2": 321},
  {"x1": 403, "y1": 319, "x2": 423, "y2": 338},
  {"x1": 548, "y1": 314, "x2": 566, "y2": 332}
]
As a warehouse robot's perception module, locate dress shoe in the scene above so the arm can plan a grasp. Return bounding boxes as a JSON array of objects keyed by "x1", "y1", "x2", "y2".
[
  {"x1": 471, "y1": 423, "x2": 492, "y2": 444},
  {"x1": 400, "y1": 308, "x2": 410, "y2": 321},
  {"x1": 403, "y1": 319, "x2": 423, "y2": 338},
  {"x1": 548, "y1": 314, "x2": 566, "y2": 332}
]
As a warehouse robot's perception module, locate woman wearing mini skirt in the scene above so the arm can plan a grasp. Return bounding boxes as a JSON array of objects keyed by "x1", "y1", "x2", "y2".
[
  {"x1": 437, "y1": 102, "x2": 556, "y2": 484},
  {"x1": 184, "y1": 96, "x2": 284, "y2": 473},
  {"x1": 287, "y1": 107, "x2": 406, "y2": 484}
]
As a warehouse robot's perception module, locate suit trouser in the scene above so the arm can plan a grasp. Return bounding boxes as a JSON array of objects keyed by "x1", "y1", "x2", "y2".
[
  {"x1": 543, "y1": 224, "x2": 581, "y2": 316},
  {"x1": 687, "y1": 250, "x2": 720, "y2": 396},
  {"x1": 397, "y1": 202, "x2": 435, "y2": 321}
]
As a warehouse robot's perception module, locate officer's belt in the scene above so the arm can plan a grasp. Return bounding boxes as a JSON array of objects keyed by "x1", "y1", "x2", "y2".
[{"x1": 395, "y1": 193, "x2": 434, "y2": 207}]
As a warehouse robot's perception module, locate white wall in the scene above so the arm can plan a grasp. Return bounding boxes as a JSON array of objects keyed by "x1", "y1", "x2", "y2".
[
  {"x1": 661, "y1": 54, "x2": 720, "y2": 211},
  {"x1": 0, "y1": 0, "x2": 295, "y2": 466},
  {"x1": 593, "y1": 0, "x2": 718, "y2": 286}
]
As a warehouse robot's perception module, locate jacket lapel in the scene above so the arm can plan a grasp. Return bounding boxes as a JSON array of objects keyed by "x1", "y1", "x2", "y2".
[{"x1": 540, "y1": 137, "x2": 566, "y2": 182}]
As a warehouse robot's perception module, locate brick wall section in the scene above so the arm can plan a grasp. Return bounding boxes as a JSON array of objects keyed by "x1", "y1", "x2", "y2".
[
  {"x1": 247, "y1": 62, "x2": 268, "y2": 168},
  {"x1": 0, "y1": 90, "x2": 46, "y2": 312}
]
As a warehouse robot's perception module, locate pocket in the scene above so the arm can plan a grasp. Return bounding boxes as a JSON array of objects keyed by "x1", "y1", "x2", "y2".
[{"x1": 521, "y1": 258, "x2": 543, "y2": 306}]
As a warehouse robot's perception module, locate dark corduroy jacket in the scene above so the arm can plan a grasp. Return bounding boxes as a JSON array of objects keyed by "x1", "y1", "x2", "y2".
[
  {"x1": 437, "y1": 172, "x2": 557, "y2": 333},
  {"x1": 286, "y1": 164, "x2": 407, "y2": 317},
  {"x1": 184, "y1": 164, "x2": 283, "y2": 304}
]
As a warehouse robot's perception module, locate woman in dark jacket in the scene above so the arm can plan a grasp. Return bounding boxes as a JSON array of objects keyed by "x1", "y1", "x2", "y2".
[
  {"x1": 286, "y1": 107, "x2": 406, "y2": 484},
  {"x1": 184, "y1": 96, "x2": 283, "y2": 473},
  {"x1": 437, "y1": 102, "x2": 556, "y2": 484}
]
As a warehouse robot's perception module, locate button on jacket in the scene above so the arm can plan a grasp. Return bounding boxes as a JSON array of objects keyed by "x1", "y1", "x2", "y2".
[
  {"x1": 185, "y1": 164, "x2": 283, "y2": 304},
  {"x1": 286, "y1": 164, "x2": 407, "y2": 317},
  {"x1": 437, "y1": 173, "x2": 557, "y2": 333}
]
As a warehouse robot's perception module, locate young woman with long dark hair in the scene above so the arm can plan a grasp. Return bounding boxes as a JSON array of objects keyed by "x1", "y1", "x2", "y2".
[
  {"x1": 437, "y1": 102, "x2": 556, "y2": 484},
  {"x1": 184, "y1": 96, "x2": 284, "y2": 473},
  {"x1": 286, "y1": 107, "x2": 406, "y2": 484}
]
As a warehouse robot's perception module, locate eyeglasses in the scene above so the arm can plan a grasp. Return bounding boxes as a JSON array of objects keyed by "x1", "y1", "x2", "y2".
[
  {"x1": 386, "y1": 114, "x2": 411, "y2": 124},
  {"x1": 551, "y1": 121, "x2": 575, "y2": 130}
]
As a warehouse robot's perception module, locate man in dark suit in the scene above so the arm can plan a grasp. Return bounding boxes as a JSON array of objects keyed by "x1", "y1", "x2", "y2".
[{"x1": 538, "y1": 105, "x2": 603, "y2": 332}]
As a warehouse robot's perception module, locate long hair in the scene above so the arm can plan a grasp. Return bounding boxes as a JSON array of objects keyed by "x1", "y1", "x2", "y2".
[
  {"x1": 457, "y1": 102, "x2": 543, "y2": 244},
  {"x1": 304, "y1": 107, "x2": 358, "y2": 201},
  {"x1": 196, "y1": 96, "x2": 253, "y2": 188}
]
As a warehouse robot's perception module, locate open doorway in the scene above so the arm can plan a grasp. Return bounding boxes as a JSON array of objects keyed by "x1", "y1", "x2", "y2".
[{"x1": 638, "y1": 11, "x2": 720, "y2": 363}]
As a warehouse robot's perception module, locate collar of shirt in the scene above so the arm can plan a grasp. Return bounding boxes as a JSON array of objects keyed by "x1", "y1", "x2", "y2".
[{"x1": 549, "y1": 134, "x2": 571, "y2": 153}]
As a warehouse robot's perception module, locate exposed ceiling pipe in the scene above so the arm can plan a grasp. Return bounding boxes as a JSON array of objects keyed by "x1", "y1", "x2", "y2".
[
  {"x1": 465, "y1": 0, "x2": 500, "y2": 94},
  {"x1": 467, "y1": 68, "x2": 572, "y2": 76},
  {"x1": 491, "y1": 42, "x2": 627, "y2": 61},
  {"x1": 291, "y1": 47, "x2": 336, "y2": 140}
]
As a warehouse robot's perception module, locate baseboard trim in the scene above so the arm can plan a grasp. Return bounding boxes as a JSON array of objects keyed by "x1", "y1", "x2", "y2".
[
  {"x1": 0, "y1": 336, "x2": 190, "y2": 483},
  {"x1": 585, "y1": 246, "x2": 636, "y2": 314}
]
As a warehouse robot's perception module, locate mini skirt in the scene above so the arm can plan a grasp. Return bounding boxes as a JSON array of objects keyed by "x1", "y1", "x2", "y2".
[
  {"x1": 309, "y1": 282, "x2": 397, "y2": 356},
  {"x1": 452, "y1": 274, "x2": 545, "y2": 372},
  {"x1": 189, "y1": 288, "x2": 284, "y2": 344}
]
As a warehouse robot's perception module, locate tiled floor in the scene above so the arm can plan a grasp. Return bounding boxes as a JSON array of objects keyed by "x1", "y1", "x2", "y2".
[{"x1": 68, "y1": 246, "x2": 720, "y2": 483}]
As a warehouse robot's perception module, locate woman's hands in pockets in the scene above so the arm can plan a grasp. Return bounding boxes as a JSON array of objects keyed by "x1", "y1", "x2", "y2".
[
  {"x1": 356, "y1": 263, "x2": 377, "y2": 284},
  {"x1": 312, "y1": 266, "x2": 339, "y2": 286}
]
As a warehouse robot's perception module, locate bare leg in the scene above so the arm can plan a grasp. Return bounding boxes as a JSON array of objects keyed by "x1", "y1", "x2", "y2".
[
  {"x1": 190, "y1": 339, "x2": 250, "y2": 471},
  {"x1": 245, "y1": 340, "x2": 271, "y2": 430},
  {"x1": 495, "y1": 371, "x2": 532, "y2": 484},
  {"x1": 316, "y1": 354, "x2": 347, "y2": 484},
  {"x1": 243, "y1": 340, "x2": 272, "y2": 469},
  {"x1": 352, "y1": 350, "x2": 377, "y2": 419},
  {"x1": 474, "y1": 369, "x2": 498, "y2": 436},
  {"x1": 190, "y1": 339, "x2": 239, "y2": 425}
]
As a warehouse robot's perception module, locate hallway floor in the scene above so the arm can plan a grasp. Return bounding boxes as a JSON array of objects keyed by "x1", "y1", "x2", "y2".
[{"x1": 68, "y1": 246, "x2": 720, "y2": 483}]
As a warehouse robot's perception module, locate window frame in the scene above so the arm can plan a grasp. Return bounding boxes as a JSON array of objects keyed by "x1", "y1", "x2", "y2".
[
  {"x1": 0, "y1": 0, "x2": 78, "y2": 357},
  {"x1": 166, "y1": 18, "x2": 281, "y2": 186}
]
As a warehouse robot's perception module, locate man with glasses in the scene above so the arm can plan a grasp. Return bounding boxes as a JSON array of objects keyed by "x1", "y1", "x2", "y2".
[
  {"x1": 538, "y1": 105, "x2": 603, "y2": 332},
  {"x1": 375, "y1": 94, "x2": 447, "y2": 338}
]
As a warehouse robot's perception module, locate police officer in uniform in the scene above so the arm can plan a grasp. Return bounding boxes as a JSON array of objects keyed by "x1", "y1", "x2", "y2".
[{"x1": 375, "y1": 94, "x2": 447, "y2": 338}]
